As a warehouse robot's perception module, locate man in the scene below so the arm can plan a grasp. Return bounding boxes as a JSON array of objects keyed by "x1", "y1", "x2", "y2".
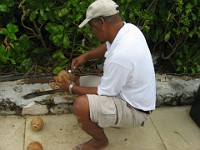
[{"x1": 56, "y1": 0, "x2": 156, "y2": 149}]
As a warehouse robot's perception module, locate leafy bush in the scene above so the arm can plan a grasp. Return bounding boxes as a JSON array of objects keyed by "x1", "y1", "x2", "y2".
[{"x1": 0, "y1": 0, "x2": 199, "y2": 74}]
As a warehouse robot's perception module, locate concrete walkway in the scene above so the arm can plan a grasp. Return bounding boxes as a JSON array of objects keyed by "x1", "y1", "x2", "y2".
[{"x1": 0, "y1": 106, "x2": 199, "y2": 150}]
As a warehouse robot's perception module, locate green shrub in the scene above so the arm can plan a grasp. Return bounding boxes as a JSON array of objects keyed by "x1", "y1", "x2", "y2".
[{"x1": 0, "y1": 0, "x2": 199, "y2": 74}]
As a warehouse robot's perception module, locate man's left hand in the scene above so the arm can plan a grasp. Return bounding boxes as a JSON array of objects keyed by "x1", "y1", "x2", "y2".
[{"x1": 55, "y1": 75, "x2": 71, "y2": 91}]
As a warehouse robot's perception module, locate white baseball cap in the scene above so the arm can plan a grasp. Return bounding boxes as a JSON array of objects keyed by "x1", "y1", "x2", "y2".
[{"x1": 79, "y1": 0, "x2": 119, "y2": 28}]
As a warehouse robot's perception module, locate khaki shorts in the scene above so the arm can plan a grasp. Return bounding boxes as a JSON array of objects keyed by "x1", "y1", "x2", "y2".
[{"x1": 80, "y1": 76, "x2": 149, "y2": 128}]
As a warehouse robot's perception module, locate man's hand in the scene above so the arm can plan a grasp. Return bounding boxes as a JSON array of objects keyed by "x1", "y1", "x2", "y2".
[
  {"x1": 71, "y1": 43, "x2": 107, "y2": 69},
  {"x1": 55, "y1": 75, "x2": 72, "y2": 92},
  {"x1": 71, "y1": 53, "x2": 87, "y2": 69}
]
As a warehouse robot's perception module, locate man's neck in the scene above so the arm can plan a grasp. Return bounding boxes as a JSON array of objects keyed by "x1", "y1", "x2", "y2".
[{"x1": 107, "y1": 21, "x2": 124, "y2": 43}]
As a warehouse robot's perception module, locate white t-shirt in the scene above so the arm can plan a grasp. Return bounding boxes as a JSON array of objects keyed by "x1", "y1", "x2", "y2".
[{"x1": 97, "y1": 23, "x2": 156, "y2": 111}]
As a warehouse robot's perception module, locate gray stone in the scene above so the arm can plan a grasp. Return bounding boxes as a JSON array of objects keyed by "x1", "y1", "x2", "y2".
[
  {"x1": 22, "y1": 102, "x2": 49, "y2": 115},
  {"x1": 0, "y1": 98, "x2": 22, "y2": 115},
  {"x1": 0, "y1": 74, "x2": 200, "y2": 115},
  {"x1": 156, "y1": 75, "x2": 199, "y2": 106},
  {"x1": 155, "y1": 94, "x2": 164, "y2": 107},
  {"x1": 180, "y1": 92, "x2": 195, "y2": 105},
  {"x1": 50, "y1": 103, "x2": 73, "y2": 114}
]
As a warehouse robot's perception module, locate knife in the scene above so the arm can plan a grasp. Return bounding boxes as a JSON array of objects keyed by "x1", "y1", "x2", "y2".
[{"x1": 23, "y1": 89, "x2": 64, "y2": 100}]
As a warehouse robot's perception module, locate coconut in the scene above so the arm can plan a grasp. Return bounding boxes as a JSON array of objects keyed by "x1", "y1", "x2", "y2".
[
  {"x1": 27, "y1": 141, "x2": 43, "y2": 150},
  {"x1": 31, "y1": 116, "x2": 44, "y2": 132},
  {"x1": 54, "y1": 70, "x2": 75, "y2": 82}
]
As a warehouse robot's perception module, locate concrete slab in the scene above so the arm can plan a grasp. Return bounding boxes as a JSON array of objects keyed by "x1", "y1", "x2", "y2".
[
  {"x1": 150, "y1": 106, "x2": 200, "y2": 150},
  {"x1": 0, "y1": 116, "x2": 25, "y2": 150},
  {"x1": 105, "y1": 118, "x2": 166, "y2": 150},
  {"x1": 1, "y1": 106, "x2": 199, "y2": 150},
  {"x1": 24, "y1": 114, "x2": 165, "y2": 150},
  {"x1": 24, "y1": 114, "x2": 90, "y2": 150}
]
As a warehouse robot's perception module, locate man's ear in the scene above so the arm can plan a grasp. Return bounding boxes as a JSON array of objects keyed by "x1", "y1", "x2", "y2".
[
  {"x1": 99, "y1": 17, "x2": 106, "y2": 28},
  {"x1": 99, "y1": 17, "x2": 105, "y2": 23}
]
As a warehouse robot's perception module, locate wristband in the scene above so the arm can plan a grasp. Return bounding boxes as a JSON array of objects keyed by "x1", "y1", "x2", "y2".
[{"x1": 69, "y1": 82, "x2": 75, "y2": 95}]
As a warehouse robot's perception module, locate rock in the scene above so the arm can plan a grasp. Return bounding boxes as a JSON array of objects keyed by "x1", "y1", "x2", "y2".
[
  {"x1": 156, "y1": 74, "x2": 199, "y2": 106},
  {"x1": 0, "y1": 74, "x2": 200, "y2": 115},
  {"x1": 180, "y1": 92, "x2": 195, "y2": 105},
  {"x1": 53, "y1": 94, "x2": 73, "y2": 104},
  {"x1": 50, "y1": 104, "x2": 73, "y2": 114},
  {"x1": 0, "y1": 98, "x2": 22, "y2": 115},
  {"x1": 156, "y1": 94, "x2": 164, "y2": 107},
  {"x1": 22, "y1": 102, "x2": 48, "y2": 115}
]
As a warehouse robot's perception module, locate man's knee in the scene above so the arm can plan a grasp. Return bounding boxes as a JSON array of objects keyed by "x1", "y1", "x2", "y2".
[{"x1": 73, "y1": 95, "x2": 89, "y2": 117}]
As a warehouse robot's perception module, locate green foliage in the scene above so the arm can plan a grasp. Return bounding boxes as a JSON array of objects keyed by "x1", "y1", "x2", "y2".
[
  {"x1": 52, "y1": 50, "x2": 68, "y2": 74},
  {"x1": 118, "y1": 0, "x2": 200, "y2": 74},
  {"x1": 0, "y1": 23, "x2": 18, "y2": 40},
  {"x1": 161, "y1": 0, "x2": 200, "y2": 73},
  {"x1": 45, "y1": 22, "x2": 70, "y2": 49},
  {"x1": 18, "y1": 0, "x2": 97, "y2": 73},
  {"x1": 176, "y1": 44, "x2": 200, "y2": 73},
  {"x1": 0, "y1": 0, "x2": 199, "y2": 74},
  {"x1": 0, "y1": 21, "x2": 33, "y2": 72}
]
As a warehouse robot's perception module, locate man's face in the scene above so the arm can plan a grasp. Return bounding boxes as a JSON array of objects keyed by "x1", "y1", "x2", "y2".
[{"x1": 89, "y1": 18, "x2": 107, "y2": 43}]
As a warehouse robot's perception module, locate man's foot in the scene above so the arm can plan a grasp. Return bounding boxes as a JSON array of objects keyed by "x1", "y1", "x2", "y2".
[{"x1": 74, "y1": 138, "x2": 108, "y2": 150}]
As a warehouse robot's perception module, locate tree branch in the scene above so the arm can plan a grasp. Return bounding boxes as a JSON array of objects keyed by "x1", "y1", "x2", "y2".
[
  {"x1": 21, "y1": 10, "x2": 37, "y2": 37},
  {"x1": 33, "y1": 20, "x2": 47, "y2": 51}
]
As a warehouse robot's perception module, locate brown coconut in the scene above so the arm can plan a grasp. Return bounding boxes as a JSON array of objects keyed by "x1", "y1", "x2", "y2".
[
  {"x1": 54, "y1": 70, "x2": 75, "y2": 82},
  {"x1": 27, "y1": 141, "x2": 43, "y2": 150},
  {"x1": 31, "y1": 116, "x2": 44, "y2": 132},
  {"x1": 49, "y1": 80, "x2": 60, "y2": 90}
]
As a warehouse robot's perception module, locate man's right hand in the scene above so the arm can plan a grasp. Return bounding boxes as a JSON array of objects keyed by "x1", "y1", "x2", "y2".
[
  {"x1": 71, "y1": 43, "x2": 107, "y2": 69},
  {"x1": 71, "y1": 53, "x2": 88, "y2": 69}
]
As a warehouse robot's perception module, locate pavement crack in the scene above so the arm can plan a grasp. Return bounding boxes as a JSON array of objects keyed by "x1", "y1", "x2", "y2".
[
  {"x1": 172, "y1": 131, "x2": 190, "y2": 145},
  {"x1": 149, "y1": 116, "x2": 168, "y2": 150},
  {"x1": 23, "y1": 116, "x2": 27, "y2": 150}
]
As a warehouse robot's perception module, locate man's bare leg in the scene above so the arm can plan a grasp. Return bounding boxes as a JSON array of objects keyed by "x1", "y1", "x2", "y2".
[{"x1": 73, "y1": 95, "x2": 108, "y2": 150}]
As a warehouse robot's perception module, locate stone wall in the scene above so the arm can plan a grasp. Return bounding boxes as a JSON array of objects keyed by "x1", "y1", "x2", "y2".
[{"x1": 0, "y1": 74, "x2": 199, "y2": 115}]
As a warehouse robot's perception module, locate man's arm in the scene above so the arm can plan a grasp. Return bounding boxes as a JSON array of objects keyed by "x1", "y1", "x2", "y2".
[
  {"x1": 56, "y1": 43, "x2": 106, "y2": 95},
  {"x1": 56, "y1": 75, "x2": 98, "y2": 95},
  {"x1": 72, "y1": 43, "x2": 107, "y2": 69},
  {"x1": 72, "y1": 86, "x2": 98, "y2": 95},
  {"x1": 85, "y1": 42, "x2": 107, "y2": 60}
]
